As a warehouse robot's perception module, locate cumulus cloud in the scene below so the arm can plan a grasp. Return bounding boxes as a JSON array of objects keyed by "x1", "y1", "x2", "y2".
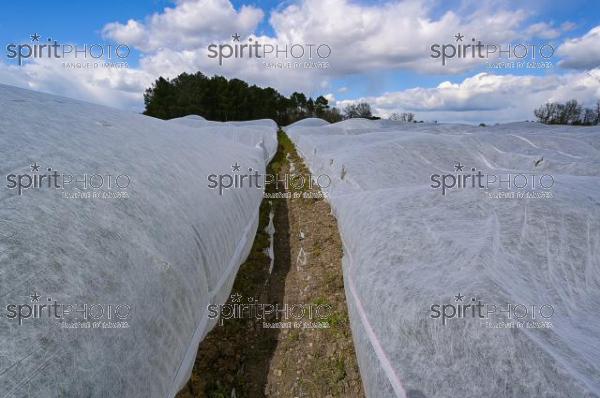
[
  {"x1": 98, "y1": 0, "x2": 549, "y2": 94},
  {"x1": 0, "y1": 55, "x2": 153, "y2": 110},
  {"x1": 557, "y1": 26, "x2": 600, "y2": 69},
  {"x1": 525, "y1": 22, "x2": 561, "y2": 39},
  {"x1": 102, "y1": 20, "x2": 147, "y2": 49},
  {"x1": 100, "y1": 0, "x2": 336, "y2": 96},
  {"x1": 3, "y1": 0, "x2": 592, "y2": 120},
  {"x1": 268, "y1": 0, "x2": 531, "y2": 74},
  {"x1": 324, "y1": 93, "x2": 335, "y2": 103},
  {"x1": 560, "y1": 21, "x2": 577, "y2": 32},
  {"x1": 336, "y1": 71, "x2": 600, "y2": 123},
  {"x1": 102, "y1": 0, "x2": 264, "y2": 52}
]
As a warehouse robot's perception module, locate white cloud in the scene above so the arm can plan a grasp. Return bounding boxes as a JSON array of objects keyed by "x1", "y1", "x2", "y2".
[
  {"x1": 268, "y1": 0, "x2": 531, "y2": 74},
  {"x1": 2, "y1": 0, "x2": 591, "y2": 121},
  {"x1": 97, "y1": 0, "x2": 548, "y2": 97},
  {"x1": 100, "y1": 0, "x2": 335, "y2": 96},
  {"x1": 337, "y1": 71, "x2": 600, "y2": 123},
  {"x1": 560, "y1": 21, "x2": 577, "y2": 32},
  {"x1": 102, "y1": 0, "x2": 264, "y2": 52},
  {"x1": 0, "y1": 56, "x2": 153, "y2": 110},
  {"x1": 557, "y1": 26, "x2": 600, "y2": 69},
  {"x1": 525, "y1": 22, "x2": 561, "y2": 39},
  {"x1": 102, "y1": 20, "x2": 147, "y2": 49}
]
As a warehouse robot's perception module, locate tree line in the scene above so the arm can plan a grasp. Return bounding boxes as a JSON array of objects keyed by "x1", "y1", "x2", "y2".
[
  {"x1": 144, "y1": 74, "x2": 598, "y2": 127},
  {"x1": 143, "y1": 72, "x2": 345, "y2": 124},
  {"x1": 534, "y1": 99, "x2": 600, "y2": 125}
]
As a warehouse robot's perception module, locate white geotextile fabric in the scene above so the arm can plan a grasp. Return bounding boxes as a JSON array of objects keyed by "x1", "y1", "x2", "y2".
[
  {"x1": 0, "y1": 84, "x2": 276, "y2": 397},
  {"x1": 170, "y1": 116, "x2": 278, "y2": 162},
  {"x1": 285, "y1": 118, "x2": 600, "y2": 398}
]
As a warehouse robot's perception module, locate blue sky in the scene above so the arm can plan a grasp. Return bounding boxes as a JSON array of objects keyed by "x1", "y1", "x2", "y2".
[{"x1": 1, "y1": 0, "x2": 599, "y2": 123}]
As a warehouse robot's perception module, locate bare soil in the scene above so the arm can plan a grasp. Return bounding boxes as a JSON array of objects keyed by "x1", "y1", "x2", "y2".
[{"x1": 177, "y1": 131, "x2": 364, "y2": 398}]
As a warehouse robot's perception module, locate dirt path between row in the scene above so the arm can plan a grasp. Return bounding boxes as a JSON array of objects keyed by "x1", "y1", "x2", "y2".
[{"x1": 177, "y1": 131, "x2": 364, "y2": 398}]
